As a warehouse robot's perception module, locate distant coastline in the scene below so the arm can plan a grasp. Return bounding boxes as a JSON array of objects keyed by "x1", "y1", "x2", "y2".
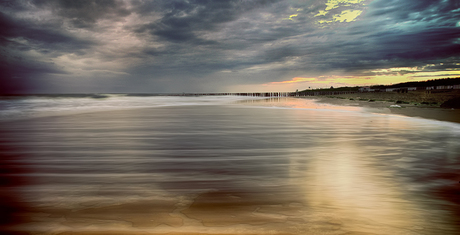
[
  {"x1": 299, "y1": 89, "x2": 460, "y2": 107},
  {"x1": 294, "y1": 77, "x2": 460, "y2": 111},
  {"x1": 300, "y1": 91, "x2": 460, "y2": 124}
]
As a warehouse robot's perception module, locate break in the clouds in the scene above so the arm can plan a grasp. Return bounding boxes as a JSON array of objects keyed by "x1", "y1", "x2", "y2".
[{"x1": 1, "y1": 0, "x2": 459, "y2": 93}]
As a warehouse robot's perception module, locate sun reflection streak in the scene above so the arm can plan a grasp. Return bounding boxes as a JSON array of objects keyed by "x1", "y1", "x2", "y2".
[
  {"x1": 302, "y1": 144, "x2": 419, "y2": 226},
  {"x1": 282, "y1": 112, "x2": 445, "y2": 232}
]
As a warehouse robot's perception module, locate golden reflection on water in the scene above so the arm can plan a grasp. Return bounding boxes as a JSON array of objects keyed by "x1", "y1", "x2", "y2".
[
  {"x1": 301, "y1": 143, "x2": 419, "y2": 230},
  {"x1": 281, "y1": 108, "x2": 445, "y2": 233}
]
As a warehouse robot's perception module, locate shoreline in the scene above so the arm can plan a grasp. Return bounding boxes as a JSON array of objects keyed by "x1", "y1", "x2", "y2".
[
  {"x1": 300, "y1": 96, "x2": 460, "y2": 124},
  {"x1": 1, "y1": 93, "x2": 459, "y2": 125}
]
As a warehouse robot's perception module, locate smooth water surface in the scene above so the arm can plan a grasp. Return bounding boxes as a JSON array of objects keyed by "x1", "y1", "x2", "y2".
[{"x1": 1, "y1": 96, "x2": 459, "y2": 234}]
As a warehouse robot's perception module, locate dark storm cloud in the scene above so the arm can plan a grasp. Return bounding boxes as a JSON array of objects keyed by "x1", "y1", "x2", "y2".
[
  {"x1": 132, "y1": 0, "x2": 280, "y2": 44},
  {"x1": 0, "y1": 11, "x2": 94, "y2": 51},
  {"x1": 0, "y1": 4, "x2": 95, "y2": 93},
  {"x1": 0, "y1": 56, "x2": 65, "y2": 93},
  {"x1": 0, "y1": 0, "x2": 459, "y2": 93},
  {"x1": 367, "y1": 0, "x2": 458, "y2": 20},
  {"x1": 377, "y1": 29, "x2": 460, "y2": 61},
  {"x1": 361, "y1": 0, "x2": 460, "y2": 60},
  {"x1": 130, "y1": 0, "x2": 460, "y2": 80},
  {"x1": 32, "y1": 0, "x2": 130, "y2": 28},
  {"x1": 290, "y1": 0, "x2": 460, "y2": 75}
]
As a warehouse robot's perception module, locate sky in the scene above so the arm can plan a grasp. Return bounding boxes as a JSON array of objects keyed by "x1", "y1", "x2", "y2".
[{"x1": 1, "y1": 0, "x2": 460, "y2": 94}]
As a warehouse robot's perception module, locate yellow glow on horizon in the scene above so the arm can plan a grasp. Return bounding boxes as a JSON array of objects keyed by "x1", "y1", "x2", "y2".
[
  {"x1": 258, "y1": 68, "x2": 459, "y2": 92},
  {"x1": 372, "y1": 67, "x2": 420, "y2": 73},
  {"x1": 269, "y1": 77, "x2": 317, "y2": 84},
  {"x1": 230, "y1": 66, "x2": 459, "y2": 92},
  {"x1": 404, "y1": 70, "x2": 460, "y2": 78}
]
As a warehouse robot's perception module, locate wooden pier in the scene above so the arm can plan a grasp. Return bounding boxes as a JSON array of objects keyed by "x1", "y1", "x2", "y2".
[{"x1": 168, "y1": 92, "x2": 294, "y2": 97}]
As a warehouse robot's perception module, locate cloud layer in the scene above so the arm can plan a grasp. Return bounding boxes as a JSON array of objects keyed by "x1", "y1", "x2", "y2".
[{"x1": 1, "y1": 0, "x2": 459, "y2": 93}]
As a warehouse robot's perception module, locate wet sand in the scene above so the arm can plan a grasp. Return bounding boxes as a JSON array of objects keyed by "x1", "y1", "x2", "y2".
[{"x1": 1, "y1": 103, "x2": 459, "y2": 235}]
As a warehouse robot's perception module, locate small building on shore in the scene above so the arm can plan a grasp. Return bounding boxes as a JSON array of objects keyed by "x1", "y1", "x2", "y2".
[{"x1": 359, "y1": 86, "x2": 375, "y2": 92}]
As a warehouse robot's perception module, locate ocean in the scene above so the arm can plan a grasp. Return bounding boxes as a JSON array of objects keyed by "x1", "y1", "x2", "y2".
[{"x1": 1, "y1": 95, "x2": 459, "y2": 234}]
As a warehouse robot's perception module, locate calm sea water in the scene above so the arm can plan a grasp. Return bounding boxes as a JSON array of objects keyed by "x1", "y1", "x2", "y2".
[{"x1": 1, "y1": 95, "x2": 459, "y2": 234}]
